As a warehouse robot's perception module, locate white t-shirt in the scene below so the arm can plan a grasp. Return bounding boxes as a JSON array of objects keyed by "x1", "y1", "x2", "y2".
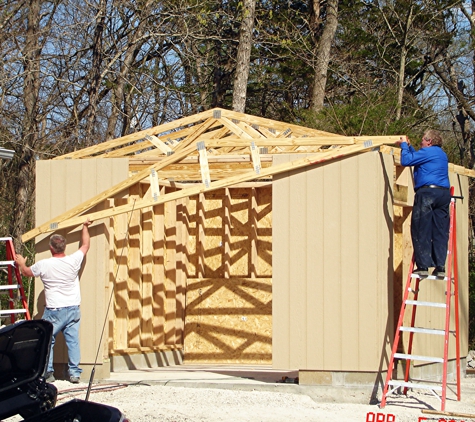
[{"x1": 31, "y1": 250, "x2": 84, "y2": 308}]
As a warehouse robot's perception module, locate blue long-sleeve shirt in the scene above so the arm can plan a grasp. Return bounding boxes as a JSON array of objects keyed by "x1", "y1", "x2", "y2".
[{"x1": 400, "y1": 142, "x2": 449, "y2": 190}]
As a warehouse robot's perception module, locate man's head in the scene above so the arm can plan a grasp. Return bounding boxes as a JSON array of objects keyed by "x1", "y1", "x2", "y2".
[
  {"x1": 49, "y1": 234, "x2": 66, "y2": 254},
  {"x1": 422, "y1": 129, "x2": 443, "y2": 147}
]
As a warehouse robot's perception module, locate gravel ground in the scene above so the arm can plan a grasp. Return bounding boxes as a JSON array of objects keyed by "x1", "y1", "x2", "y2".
[
  {"x1": 25, "y1": 375, "x2": 475, "y2": 422},
  {"x1": 3, "y1": 374, "x2": 475, "y2": 421}
]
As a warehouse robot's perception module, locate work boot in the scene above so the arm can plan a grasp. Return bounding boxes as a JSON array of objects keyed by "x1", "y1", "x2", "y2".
[
  {"x1": 432, "y1": 266, "x2": 446, "y2": 277},
  {"x1": 413, "y1": 267, "x2": 429, "y2": 277}
]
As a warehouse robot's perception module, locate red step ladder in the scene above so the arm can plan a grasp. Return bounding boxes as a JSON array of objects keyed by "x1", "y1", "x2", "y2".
[
  {"x1": 0, "y1": 237, "x2": 31, "y2": 323},
  {"x1": 380, "y1": 187, "x2": 461, "y2": 411}
]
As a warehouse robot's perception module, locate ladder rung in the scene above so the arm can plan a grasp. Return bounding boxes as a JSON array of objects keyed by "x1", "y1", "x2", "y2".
[
  {"x1": 388, "y1": 380, "x2": 442, "y2": 392},
  {"x1": 0, "y1": 237, "x2": 13, "y2": 242},
  {"x1": 0, "y1": 309, "x2": 27, "y2": 315},
  {"x1": 394, "y1": 353, "x2": 444, "y2": 363},
  {"x1": 411, "y1": 274, "x2": 449, "y2": 280},
  {"x1": 405, "y1": 299, "x2": 446, "y2": 308},
  {"x1": 0, "y1": 261, "x2": 15, "y2": 266},
  {"x1": 399, "y1": 326, "x2": 445, "y2": 335},
  {"x1": 0, "y1": 284, "x2": 21, "y2": 290}
]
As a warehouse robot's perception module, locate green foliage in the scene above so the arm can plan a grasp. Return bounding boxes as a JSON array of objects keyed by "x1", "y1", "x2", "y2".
[{"x1": 297, "y1": 89, "x2": 429, "y2": 138}]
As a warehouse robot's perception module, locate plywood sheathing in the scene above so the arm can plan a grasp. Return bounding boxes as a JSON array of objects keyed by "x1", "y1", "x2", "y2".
[
  {"x1": 185, "y1": 278, "x2": 272, "y2": 364},
  {"x1": 107, "y1": 183, "x2": 272, "y2": 361}
]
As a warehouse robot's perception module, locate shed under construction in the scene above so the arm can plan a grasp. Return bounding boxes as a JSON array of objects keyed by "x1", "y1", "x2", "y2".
[{"x1": 23, "y1": 108, "x2": 474, "y2": 395}]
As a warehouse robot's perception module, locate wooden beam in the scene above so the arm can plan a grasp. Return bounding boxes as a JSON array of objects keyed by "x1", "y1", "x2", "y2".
[
  {"x1": 29, "y1": 140, "x2": 387, "y2": 237},
  {"x1": 422, "y1": 409, "x2": 475, "y2": 419},
  {"x1": 174, "y1": 117, "x2": 218, "y2": 151},
  {"x1": 218, "y1": 116, "x2": 254, "y2": 139},
  {"x1": 219, "y1": 108, "x2": 335, "y2": 137},
  {"x1": 54, "y1": 109, "x2": 215, "y2": 160}
]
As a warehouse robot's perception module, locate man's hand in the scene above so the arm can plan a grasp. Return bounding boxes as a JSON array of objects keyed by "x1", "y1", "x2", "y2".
[
  {"x1": 83, "y1": 218, "x2": 93, "y2": 228},
  {"x1": 15, "y1": 254, "x2": 34, "y2": 277},
  {"x1": 395, "y1": 136, "x2": 410, "y2": 146},
  {"x1": 15, "y1": 254, "x2": 26, "y2": 266}
]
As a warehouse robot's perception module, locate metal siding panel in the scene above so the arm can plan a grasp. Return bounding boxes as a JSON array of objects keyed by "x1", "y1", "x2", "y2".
[
  {"x1": 341, "y1": 155, "x2": 360, "y2": 370},
  {"x1": 288, "y1": 166, "x2": 308, "y2": 368},
  {"x1": 273, "y1": 152, "x2": 394, "y2": 372},
  {"x1": 322, "y1": 160, "x2": 342, "y2": 369},
  {"x1": 306, "y1": 165, "x2": 325, "y2": 369},
  {"x1": 272, "y1": 156, "x2": 292, "y2": 368}
]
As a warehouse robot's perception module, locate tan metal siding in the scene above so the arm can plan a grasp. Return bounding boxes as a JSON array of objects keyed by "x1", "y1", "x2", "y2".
[
  {"x1": 33, "y1": 158, "x2": 129, "y2": 375},
  {"x1": 273, "y1": 151, "x2": 394, "y2": 371}
]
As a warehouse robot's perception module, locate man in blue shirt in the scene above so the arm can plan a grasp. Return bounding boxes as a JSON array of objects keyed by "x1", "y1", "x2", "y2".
[{"x1": 395, "y1": 130, "x2": 450, "y2": 277}]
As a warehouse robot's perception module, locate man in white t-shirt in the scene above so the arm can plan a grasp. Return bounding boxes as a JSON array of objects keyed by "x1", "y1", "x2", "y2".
[{"x1": 15, "y1": 220, "x2": 92, "y2": 384}]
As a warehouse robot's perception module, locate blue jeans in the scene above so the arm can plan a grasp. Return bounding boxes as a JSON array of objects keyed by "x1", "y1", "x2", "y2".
[
  {"x1": 42, "y1": 305, "x2": 82, "y2": 378},
  {"x1": 411, "y1": 187, "x2": 451, "y2": 269}
]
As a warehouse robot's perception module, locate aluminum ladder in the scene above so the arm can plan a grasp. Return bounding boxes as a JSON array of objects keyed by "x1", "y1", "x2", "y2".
[
  {"x1": 380, "y1": 187, "x2": 461, "y2": 411},
  {"x1": 0, "y1": 237, "x2": 31, "y2": 323}
]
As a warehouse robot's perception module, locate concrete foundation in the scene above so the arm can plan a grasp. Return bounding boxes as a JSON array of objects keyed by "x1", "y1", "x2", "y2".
[{"x1": 110, "y1": 349, "x2": 184, "y2": 372}]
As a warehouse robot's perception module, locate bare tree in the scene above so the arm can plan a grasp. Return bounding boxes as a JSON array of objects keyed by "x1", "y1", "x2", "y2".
[
  {"x1": 310, "y1": 0, "x2": 339, "y2": 113},
  {"x1": 232, "y1": 0, "x2": 256, "y2": 113}
]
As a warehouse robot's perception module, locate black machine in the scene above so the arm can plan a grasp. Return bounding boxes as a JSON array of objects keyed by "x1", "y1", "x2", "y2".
[{"x1": 0, "y1": 320, "x2": 129, "y2": 422}]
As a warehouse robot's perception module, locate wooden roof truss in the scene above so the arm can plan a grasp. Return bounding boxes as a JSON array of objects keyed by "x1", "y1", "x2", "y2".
[{"x1": 22, "y1": 108, "x2": 471, "y2": 242}]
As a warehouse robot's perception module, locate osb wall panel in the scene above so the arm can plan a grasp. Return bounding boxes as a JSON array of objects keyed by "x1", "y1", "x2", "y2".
[
  {"x1": 34, "y1": 158, "x2": 129, "y2": 367},
  {"x1": 184, "y1": 278, "x2": 272, "y2": 363},
  {"x1": 272, "y1": 151, "x2": 394, "y2": 372}
]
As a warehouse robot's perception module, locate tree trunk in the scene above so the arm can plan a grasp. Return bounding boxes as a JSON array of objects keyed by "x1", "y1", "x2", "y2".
[
  {"x1": 11, "y1": 0, "x2": 42, "y2": 252},
  {"x1": 232, "y1": 0, "x2": 256, "y2": 113},
  {"x1": 310, "y1": 0, "x2": 339, "y2": 113},
  {"x1": 85, "y1": 0, "x2": 107, "y2": 145}
]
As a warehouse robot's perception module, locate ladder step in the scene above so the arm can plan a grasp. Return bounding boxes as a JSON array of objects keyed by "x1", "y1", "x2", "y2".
[
  {"x1": 0, "y1": 260, "x2": 15, "y2": 266},
  {"x1": 399, "y1": 326, "x2": 445, "y2": 335},
  {"x1": 0, "y1": 237, "x2": 13, "y2": 242},
  {"x1": 388, "y1": 380, "x2": 442, "y2": 392},
  {"x1": 0, "y1": 284, "x2": 21, "y2": 291},
  {"x1": 0, "y1": 309, "x2": 27, "y2": 316},
  {"x1": 394, "y1": 353, "x2": 444, "y2": 363},
  {"x1": 405, "y1": 299, "x2": 446, "y2": 308},
  {"x1": 411, "y1": 274, "x2": 448, "y2": 280}
]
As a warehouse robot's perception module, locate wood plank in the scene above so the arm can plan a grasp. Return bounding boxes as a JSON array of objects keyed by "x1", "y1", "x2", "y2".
[
  {"x1": 145, "y1": 135, "x2": 173, "y2": 154},
  {"x1": 224, "y1": 188, "x2": 231, "y2": 279},
  {"x1": 175, "y1": 197, "x2": 187, "y2": 345},
  {"x1": 112, "y1": 194, "x2": 129, "y2": 350},
  {"x1": 164, "y1": 197, "x2": 177, "y2": 345},
  {"x1": 220, "y1": 108, "x2": 335, "y2": 137},
  {"x1": 174, "y1": 117, "x2": 218, "y2": 151},
  {"x1": 197, "y1": 193, "x2": 206, "y2": 278},
  {"x1": 25, "y1": 140, "x2": 392, "y2": 238},
  {"x1": 127, "y1": 184, "x2": 142, "y2": 348},
  {"x1": 141, "y1": 186, "x2": 154, "y2": 348},
  {"x1": 152, "y1": 187, "x2": 166, "y2": 347},
  {"x1": 197, "y1": 141, "x2": 211, "y2": 188},
  {"x1": 250, "y1": 188, "x2": 258, "y2": 278},
  {"x1": 54, "y1": 109, "x2": 215, "y2": 159},
  {"x1": 218, "y1": 117, "x2": 254, "y2": 139}
]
